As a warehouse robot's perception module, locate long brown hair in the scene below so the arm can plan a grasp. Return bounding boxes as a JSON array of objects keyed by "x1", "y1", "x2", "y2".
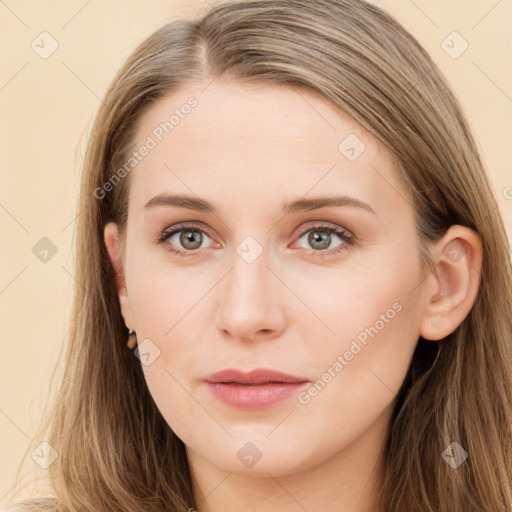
[{"x1": 8, "y1": 0, "x2": 512, "y2": 510}]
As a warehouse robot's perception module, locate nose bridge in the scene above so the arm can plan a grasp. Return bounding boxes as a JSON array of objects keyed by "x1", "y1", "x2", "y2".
[
  {"x1": 215, "y1": 231, "x2": 286, "y2": 340},
  {"x1": 226, "y1": 233, "x2": 272, "y2": 305}
]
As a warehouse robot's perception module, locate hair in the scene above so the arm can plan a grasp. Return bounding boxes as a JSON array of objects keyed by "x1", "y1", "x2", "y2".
[{"x1": 7, "y1": 0, "x2": 512, "y2": 511}]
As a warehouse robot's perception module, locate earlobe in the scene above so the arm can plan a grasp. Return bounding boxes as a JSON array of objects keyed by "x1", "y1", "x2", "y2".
[
  {"x1": 103, "y1": 222, "x2": 134, "y2": 329},
  {"x1": 419, "y1": 225, "x2": 483, "y2": 341}
]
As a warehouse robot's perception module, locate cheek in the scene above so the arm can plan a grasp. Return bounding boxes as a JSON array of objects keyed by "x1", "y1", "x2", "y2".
[
  {"x1": 297, "y1": 250, "x2": 423, "y2": 410},
  {"x1": 127, "y1": 258, "x2": 215, "y2": 380},
  {"x1": 126, "y1": 250, "x2": 209, "y2": 339},
  {"x1": 129, "y1": 266, "x2": 206, "y2": 430}
]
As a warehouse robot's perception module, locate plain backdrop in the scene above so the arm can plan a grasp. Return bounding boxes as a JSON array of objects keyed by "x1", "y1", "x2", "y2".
[{"x1": 1, "y1": 0, "x2": 511, "y2": 502}]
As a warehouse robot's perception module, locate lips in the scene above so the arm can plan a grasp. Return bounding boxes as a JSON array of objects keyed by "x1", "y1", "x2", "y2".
[
  {"x1": 204, "y1": 368, "x2": 309, "y2": 385},
  {"x1": 204, "y1": 368, "x2": 310, "y2": 409}
]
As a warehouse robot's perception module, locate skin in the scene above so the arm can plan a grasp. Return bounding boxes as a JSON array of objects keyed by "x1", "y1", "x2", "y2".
[{"x1": 104, "y1": 79, "x2": 482, "y2": 512}]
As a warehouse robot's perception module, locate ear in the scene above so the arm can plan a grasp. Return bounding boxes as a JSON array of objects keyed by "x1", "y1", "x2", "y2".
[
  {"x1": 104, "y1": 221, "x2": 135, "y2": 330},
  {"x1": 419, "y1": 225, "x2": 483, "y2": 341}
]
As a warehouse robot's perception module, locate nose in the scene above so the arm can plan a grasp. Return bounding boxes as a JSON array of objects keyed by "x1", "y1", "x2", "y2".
[{"x1": 214, "y1": 240, "x2": 287, "y2": 343}]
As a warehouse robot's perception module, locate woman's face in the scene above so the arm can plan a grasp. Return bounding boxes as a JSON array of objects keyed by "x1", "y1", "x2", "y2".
[{"x1": 105, "y1": 80, "x2": 432, "y2": 479}]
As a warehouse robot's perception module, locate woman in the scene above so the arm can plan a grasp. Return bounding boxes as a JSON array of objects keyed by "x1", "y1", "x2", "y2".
[{"x1": 6, "y1": 0, "x2": 512, "y2": 510}]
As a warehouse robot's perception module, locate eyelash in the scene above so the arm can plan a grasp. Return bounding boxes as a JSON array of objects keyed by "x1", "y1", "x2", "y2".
[{"x1": 156, "y1": 222, "x2": 355, "y2": 258}]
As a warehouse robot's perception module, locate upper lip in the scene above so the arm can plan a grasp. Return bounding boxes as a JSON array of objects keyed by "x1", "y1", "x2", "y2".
[{"x1": 204, "y1": 368, "x2": 309, "y2": 385}]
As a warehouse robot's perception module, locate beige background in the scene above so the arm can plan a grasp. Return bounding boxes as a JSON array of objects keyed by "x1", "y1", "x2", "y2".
[{"x1": 1, "y1": 0, "x2": 511, "y2": 503}]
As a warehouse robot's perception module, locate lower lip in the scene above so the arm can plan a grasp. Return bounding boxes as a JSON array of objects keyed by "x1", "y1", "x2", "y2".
[{"x1": 205, "y1": 381, "x2": 309, "y2": 410}]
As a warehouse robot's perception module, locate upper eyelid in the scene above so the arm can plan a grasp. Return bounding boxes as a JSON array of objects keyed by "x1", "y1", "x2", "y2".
[
  {"x1": 163, "y1": 222, "x2": 215, "y2": 239},
  {"x1": 295, "y1": 221, "x2": 348, "y2": 234}
]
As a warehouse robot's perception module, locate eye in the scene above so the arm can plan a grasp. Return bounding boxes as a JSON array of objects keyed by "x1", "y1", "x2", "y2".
[
  {"x1": 156, "y1": 221, "x2": 355, "y2": 258},
  {"x1": 294, "y1": 223, "x2": 355, "y2": 256},
  {"x1": 157, "y1": 223, "x2": 214, "y2": 257}
]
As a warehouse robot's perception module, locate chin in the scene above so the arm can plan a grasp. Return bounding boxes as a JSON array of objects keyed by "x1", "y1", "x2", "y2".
[{"x1": 199, "y1": 436, "x2": 320, "y2": 478}]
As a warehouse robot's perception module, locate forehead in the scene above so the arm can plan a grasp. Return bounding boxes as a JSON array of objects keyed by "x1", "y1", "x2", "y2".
[{"x1": 127, "y1": 79, "x2": 410, "y2": 220}]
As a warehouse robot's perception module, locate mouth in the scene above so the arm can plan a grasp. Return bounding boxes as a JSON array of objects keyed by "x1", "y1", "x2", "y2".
[{"x1": 203, "y1": 368, "x2": 310, "y2": 409}]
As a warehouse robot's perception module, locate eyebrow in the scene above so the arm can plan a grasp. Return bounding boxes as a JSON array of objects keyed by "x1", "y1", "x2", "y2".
[{"x1": 143, "y1": 193, "x2": 376, "y2": 215}]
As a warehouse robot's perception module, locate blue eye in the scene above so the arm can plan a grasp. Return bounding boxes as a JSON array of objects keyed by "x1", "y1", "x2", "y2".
[{"x1": 157, "y1": 222, "x2": 355, "y2": 258}]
